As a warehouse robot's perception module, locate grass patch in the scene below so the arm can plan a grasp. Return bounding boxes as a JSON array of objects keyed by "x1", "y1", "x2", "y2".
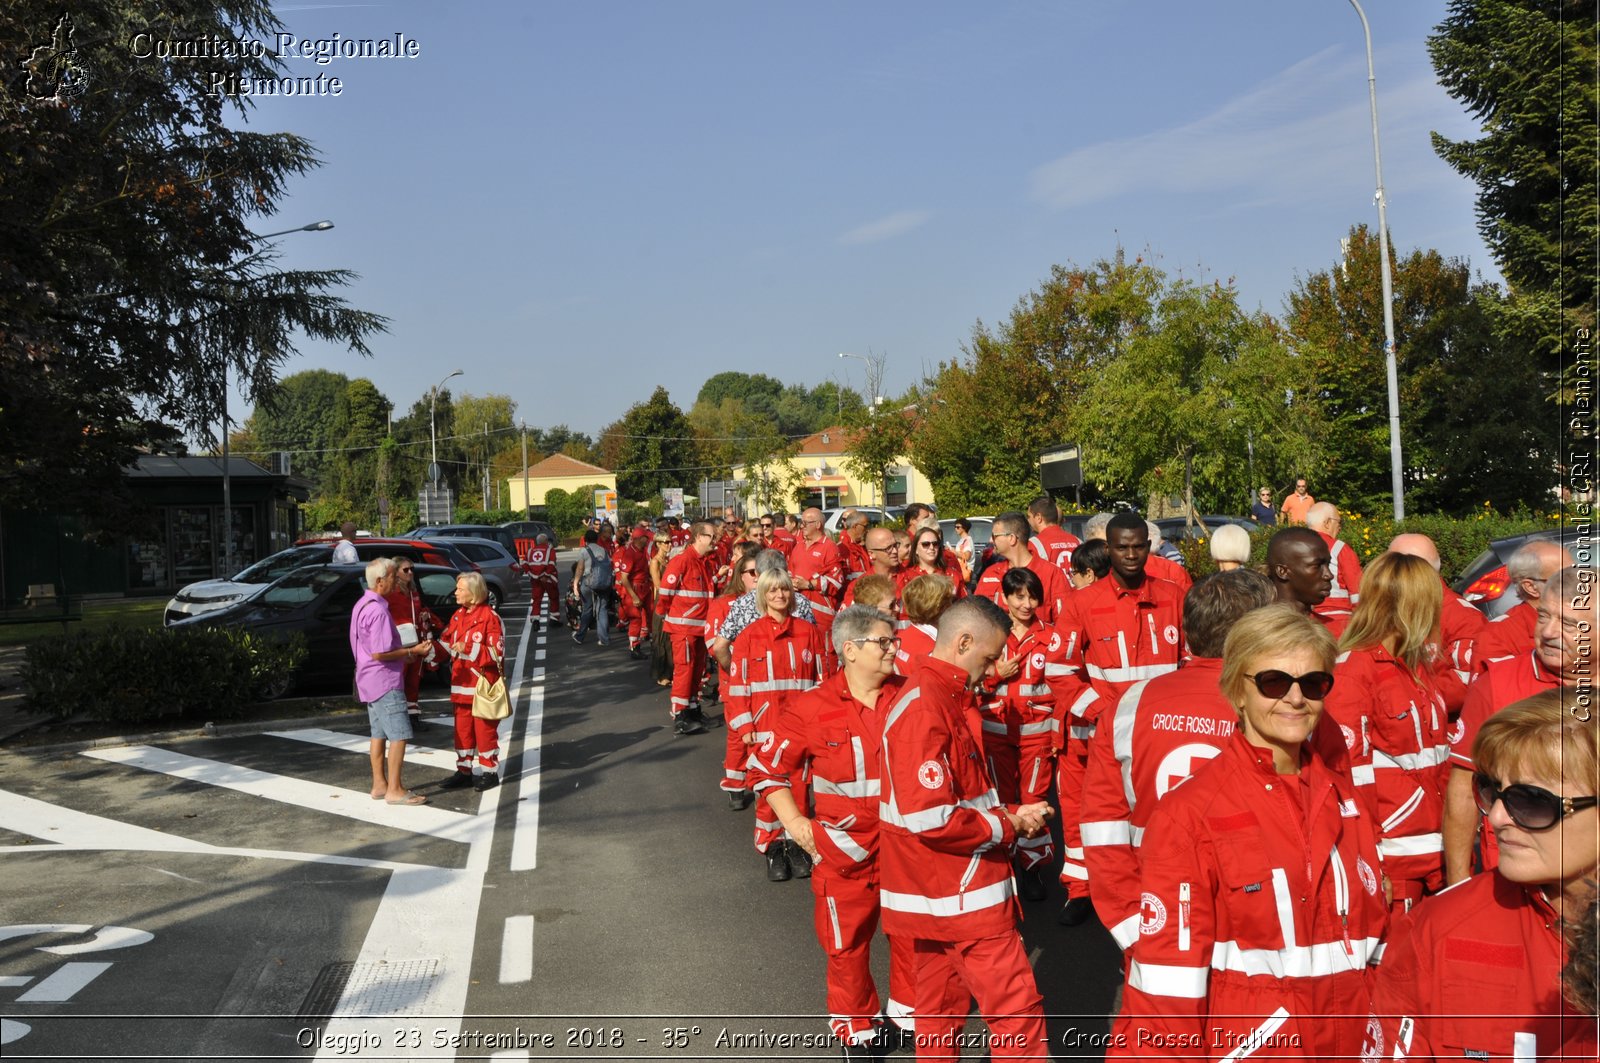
[{"x1": 0, "y1": 597, "x2": 165, "y2": 647}]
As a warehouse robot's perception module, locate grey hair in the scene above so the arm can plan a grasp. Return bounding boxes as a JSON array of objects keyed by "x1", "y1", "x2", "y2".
[
  {"x1": 1083, "y1": 512, "x2": 1113, "y2": 541},
  {"x1": 754, "y1": 548, "x2": 790, "y2": 575},
  {"x1": 1545, "y1": 567, "x2": 1599, "y2": 615},
  {"x1": 1209, "y1": 523, "x2": 1252, "y2": 565},
  {"x1": 535, "y1": 533, "x2": 550, "y2": 545},
  {"x1": 364, "y1": 557, "x2": 394, "y2": 585},
  {"x1": 1144, "y1": 520, "x2": 1164, "y2": 548},
  {"x1": 832, "y1": 603, "x2": 895, "y2": 656},
  {"x1": 1507, "y1": 539, "x2": 1562, "y2": 583}
]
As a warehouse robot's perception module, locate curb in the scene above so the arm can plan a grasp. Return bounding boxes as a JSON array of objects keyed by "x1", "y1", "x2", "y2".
[{"x1": 3, "y1": 707, "x2": 369, "y2": 757}]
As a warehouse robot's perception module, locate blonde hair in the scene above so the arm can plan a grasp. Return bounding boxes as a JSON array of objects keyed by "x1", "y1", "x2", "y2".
[
  {"x1": 903, "y1": 573, "x2": 954, "y2": 626},
  {"x1": 455, "y1": 571, "x2": 489, "y2": 606},
  {"x1": 755, "y1": 568, "x2": 795, "y2": 616},
  {"x1": 1338, "y1": 551, "x2": 1441, "y2": 672},
  {"x1": 1220, "y1": 603, "x2": 1337, "y2": 707},
  {"x1": 1475, "y1": 690, "x2": 1599, "y2": 797},
  {"x1": 850, "y1": 574, "x2": 898, "y2": 611}
]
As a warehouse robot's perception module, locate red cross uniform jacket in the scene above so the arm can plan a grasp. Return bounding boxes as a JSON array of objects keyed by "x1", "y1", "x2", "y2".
[
  {"x1": 838, "y1": 531, "x2": 872, "y2": 585},
  {"x1": 1080, "y1": 657, "x2": 1237, "y2": 950},
  {"x1": 892, "y1": 622, "x2": 937, "y2": 677},
  {"x1": 748, "y1": 670, "x2": 906, "y2": 879},
  {"x1": 1472, "y1": 600, "x2": 1537, "y2": 668},
  {"x1": 656, "y1": 549, "x2": 716, "y2": 635},
  {"x1": 611, "y1": 542, "x2": 652, "y2": 602},
  {"x1": 789, "y1": 535, "x2": 845, "y2": 625},
  {"x1": 439, "y1": 603, "x2": 504, "y2": 705},
  {"x1": 1324, "y1": 645, "x2": 1451, "y2": 887},
  {"x1": 975, "y1": 556, "x2": 1072, "y2": 625},
  {"x1": 1317, "y1": 532, "x2": 1363, "y2": 615},
  {"x1": 1028, "y1": 525, "x2": 1081, "y2": 579},
  {"x1": 879, "y1": 656, "x2": 1022, "y2": 942},
  {"x1": 1111, "y1": 721, "x2": 1388, "y2": 1062},
  {"x1": 895, "y1": 561, "x2": 968, "y2": 602},
  {"x1": 976, "y1": 619, "x2": 1069, "y2": 751},
  {"x1": 519, "y1": 542, "x2": 559, "y2": 587},
  {"x1": 1054, "y1": 574, "x2": 1186, "y2": 726},
  {"x1": 728, "y1": 613, "x2": 826, "y2": 743},
  {"x1": 1374, "y1": 871, "x2": 1598, "y2": 1062}
]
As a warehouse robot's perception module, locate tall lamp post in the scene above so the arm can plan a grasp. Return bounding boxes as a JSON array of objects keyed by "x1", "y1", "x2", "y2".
[
  {"x1": 429, "y1": 367, "x2": 465, "y2": 488},
  {"x1": 1347, "y1": 0, "x2": 1405, "y2": 520},
  {"x1": 220, "y1": 219, "x2": 335, "y2": 575},
  {"x1": 839, "y1": 351, "x2": 889, "y2": 508}
]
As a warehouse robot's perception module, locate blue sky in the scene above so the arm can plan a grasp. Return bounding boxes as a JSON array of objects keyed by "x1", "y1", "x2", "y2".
[{"x1": 246, "y1": 0, "x2": 1495, "y2": 440}]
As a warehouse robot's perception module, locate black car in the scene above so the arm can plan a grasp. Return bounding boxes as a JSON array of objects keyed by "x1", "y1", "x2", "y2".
[
  {"x1": 1453, "y1": 527, "x2": 1586, "y2": 618},
  {"x1": 501, "y1": 519, "x2": 556, "y2": 547},
  {"x1": 407, "y1": 523, "x2": 521, "y2": 555},
  {"x1": 1153, "y1": 515, "x2": 1261, "y2": 543},
  {"x1": 169, "y1": 563, "x2": 466, "y2": 697}
]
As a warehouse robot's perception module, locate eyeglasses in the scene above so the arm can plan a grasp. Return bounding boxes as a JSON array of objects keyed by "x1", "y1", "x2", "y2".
[
  {"x1": 995, "y1": 531, "x2": 1017, "y2": 541},
  {"x1": 739, "y1": 567, "x2": 758, "y2": 578},
  {"x1": 847, "y1": 635, "x2": 900, "y2": 653},
  {"x1": 398, "y1": 567, "x2": 413, "y2": 574},
  {"x1": 759, "y1": 522, "x2": 774, "y2": 529},
  {"x1": 918, "y1": 539, "x2": 941, "y2": 549},
  {"x1": 802, "y1": 518, "x2": 822, "y2": 526},
  {"x1": 1244, "y1": 670, "x2": 1335, "y2": 700},
  {"x1": 1474, "y1": 774, "x2": 1598, "y2": 831},
  {"x1": 868, "y1": 544, "x2": 900, "y2": 553}
]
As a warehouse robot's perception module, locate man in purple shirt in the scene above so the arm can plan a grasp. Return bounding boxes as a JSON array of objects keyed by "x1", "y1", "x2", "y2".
[{"x1": 352, "y1": 558, "x2": 433, "y2": 805}]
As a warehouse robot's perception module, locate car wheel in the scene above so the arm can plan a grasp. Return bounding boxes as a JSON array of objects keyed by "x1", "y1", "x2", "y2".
[{"x1": 488, "y1": 586, "x2": 503, "y2": 611}]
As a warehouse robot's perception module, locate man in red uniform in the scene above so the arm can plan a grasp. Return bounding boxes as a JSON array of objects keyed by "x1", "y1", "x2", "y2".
[
  {"x1": 843, "y1": 526, "x2": 902, "y2": 605},
  {"x1": 837, "y1": 509, "x2": 872, "y2": 587},
  {"x1": 1079, "y1": 569, "x2": 1273, "y2": 949},
  {"x1": 656, "y1": 521, "x2": 718, "y2": 735},
  {"x1": 1052, "y1": 510, "x2": 1187, "y2": 925},
  {"x1": 1442, "y1": 565, "x2": 1595, "y2": 883},
  {"x1": 1473, "y1": 538, "x2": 1571, "y2": 665},
  {"x1": 521, "y1": 533, "x2": 560, "y2": 630},
  {"x1": 789, "y1": 507, "x2": 845, "y2": 673},
  {"x1": 1305, "y1": 501, "x2": 1361, "y2": 619},
  {"x1": 1026, "y1": 494, "x2": 1080, "y2": 579},
  {"x1": 974, "y1": 511, "x2": 1070, "y2": 623},
  {"x1": 1265, "y1": 527, "x2": 1341, "y2": 635},
  {"x1": 879, "y1": 597, "x2": 1052, "y2": 1061},
  {"x1": 613, "y1": 529, "x2": 654, "y2": 658},
  {"x1": 750, "y1": 604, "x2": 916, "y2": 1058},
  {"x1": 769, "y1": 512, "x2": 799, "y2": 558}
]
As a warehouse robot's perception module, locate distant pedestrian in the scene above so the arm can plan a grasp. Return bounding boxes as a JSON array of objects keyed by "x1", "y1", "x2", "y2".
[
  {"x1": 571, "y1": 529, "x2": 613, "y2": 647},
  {"x1": 351, "y1": 558, "x2": 432, "y2": 806},
  {"x1": 1249, "y1": 486, "x2": 1277, "y2": 526},
  {"x1": 332, "y1": 521, "x2": 360, "y2": 564},
  {"x1": 1279, "y1": 478, "x2": 1315, "y2": 524}
]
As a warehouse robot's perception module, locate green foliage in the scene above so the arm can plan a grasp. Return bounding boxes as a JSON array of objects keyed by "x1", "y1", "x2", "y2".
[
  {"x1": 596, "y1": 387, "x2": 700, "y2": 500},
  {"x1": 22, "y1": 626, "x2": 307, "y2": 722},
  {"x1": 841, "y1": 411, "x2": 915, "y2": 509},
  {"x1": 455, "y1": 507, "x2": 516, "y2": 525},
  {"x1": 544, "y1": 485, "x2": 611, "y2": 538},
  {"x1": 0, "y1": 0, "x2": 386, "y2": 535}
]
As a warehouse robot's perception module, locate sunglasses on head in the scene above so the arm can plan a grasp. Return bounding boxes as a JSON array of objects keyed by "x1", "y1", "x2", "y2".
[
  {"x1": 1244, "y1": 669, "x2": 1335, "y2": 700},
  {"x1": 1474, "y1": 774, "x2": 1598, "y2": 831}
]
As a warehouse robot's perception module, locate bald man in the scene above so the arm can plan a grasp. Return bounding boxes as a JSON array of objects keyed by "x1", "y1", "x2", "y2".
[
  {"x1": 1305, "y1": 501, "x2": 1361, "y2": 617},
  {"x1": 1472, "y1": 538, "x2": 1573, "y2": 665},
  {"x1": 1265, "y1": 528, "x2": 1341, "y2": 635},
  {"x1": 1388, "y1": 533, "x2": 1487, "y2": 698}
]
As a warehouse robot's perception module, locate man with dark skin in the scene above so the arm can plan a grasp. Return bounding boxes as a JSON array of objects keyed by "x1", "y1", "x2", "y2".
[{"x1": 1265, "y1": 527, "x2": 1334, "y2": 616}]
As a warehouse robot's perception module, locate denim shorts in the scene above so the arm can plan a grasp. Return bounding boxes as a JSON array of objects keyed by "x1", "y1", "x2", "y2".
[{"x1": 368, "y1": 688, "x2": 413, "y2": 741}]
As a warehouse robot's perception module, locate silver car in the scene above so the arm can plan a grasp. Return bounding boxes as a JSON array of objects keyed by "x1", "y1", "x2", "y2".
[{"x1": 420, "y1": 537, "x2": 521, "y2": 610}]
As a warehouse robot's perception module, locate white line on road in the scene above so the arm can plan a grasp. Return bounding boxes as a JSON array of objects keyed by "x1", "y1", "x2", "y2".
[
  {"x1": 265, "y1": 727, "x2": 458, "y2": 772},
  {"x1": 509, "y1": 676, "x2": 544, "y2": 872},
  {"x1": 16, "y1": 962, "x2": 111, "y2": 1002},
  {"x1": 498, "y1": 915, "x2": 534, "y2": 983},
  {"x1": 534, "y1": 648, "x2": 546, "y2": 661},
  {"x1": 80, "y1": 746, "x2": 479, "y2": 843}
]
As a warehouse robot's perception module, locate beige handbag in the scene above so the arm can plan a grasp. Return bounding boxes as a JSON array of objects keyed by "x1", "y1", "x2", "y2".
[{"x1": 469, "y1": 668, "x2": 511, "y2": 720}]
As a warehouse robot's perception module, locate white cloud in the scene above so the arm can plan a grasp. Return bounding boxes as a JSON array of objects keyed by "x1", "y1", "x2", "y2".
[
  {"x1": 1029, "y1": 47, "x2": 1451, "y2": 213},
  {"x1": 838, "y1": 209, "x2": 932, "y2": 245}
]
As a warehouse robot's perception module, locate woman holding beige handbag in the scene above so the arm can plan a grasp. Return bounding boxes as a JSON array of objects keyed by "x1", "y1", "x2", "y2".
[{"x1": 438, "y1": 572, "x2": 506, "y2": 792}]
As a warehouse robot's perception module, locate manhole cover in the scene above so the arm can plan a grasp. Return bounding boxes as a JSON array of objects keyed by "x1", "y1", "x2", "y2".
[{"x1": 297, "y1": 959, "x2": 441, "y2": 1019}]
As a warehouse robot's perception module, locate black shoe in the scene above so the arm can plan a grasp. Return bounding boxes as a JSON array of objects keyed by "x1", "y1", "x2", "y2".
[
  {"x1": 629, "y1": 645, "x2": 643, "y2": 660},
  {"x1": 872, "y1": 1020, "x2": 913, "y2": 1056},
  {"x1": 1058, "y1": 896, "x2": 1095, "y2": 926},
  {"x1": 473, "y1": 773, "x2": 499, "y2": 791},
  {"x1": 766, "y1": 846, "x2": 792, "y2": 882},
  {"x1": 439, "y1": 772, "x2": 474, "y2": 790},
  {"x1": 727, "y1": 790, "x2": 752, "y2": 811},
  {"x1": 787, "y1": 841, "x2": 813, "y2": 879},
  {"x1": 842, "y1": 1042, "x2": 876, "y2": 1061},
  {"x1": 1017, "y1": 865, "x2": 1047, "y2": 902},
  {"x1": 673, "y1": 713, "x2": 707, "y2": 736}
]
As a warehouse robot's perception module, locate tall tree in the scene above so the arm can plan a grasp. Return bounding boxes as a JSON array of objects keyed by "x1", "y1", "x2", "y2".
[
  {"x1": 1429, "y1": 0, "x2": 1598, "y2": 360},
  {"x1": 596, "y1": 387, "x2": 700, "y2": 501},
  {"x1": 0, "y1": 0, "x2": 386, "y2": 534},
  {"x1": 240, "y1": 369, "x2": 350, "y2": 491}
]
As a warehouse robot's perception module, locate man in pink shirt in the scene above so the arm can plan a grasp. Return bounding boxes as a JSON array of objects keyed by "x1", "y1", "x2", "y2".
[{"x1": 350, "y1": 558, "x2": 434, "y2": 805}]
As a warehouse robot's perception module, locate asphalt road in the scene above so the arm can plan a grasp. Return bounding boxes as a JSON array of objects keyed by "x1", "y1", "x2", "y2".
[{"x1": 0, "y1": 567, "x2": 1124, "y2": 1061}]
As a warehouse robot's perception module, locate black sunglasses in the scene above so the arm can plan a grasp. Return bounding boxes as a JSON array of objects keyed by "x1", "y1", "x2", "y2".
[
  {"x1": 1245, "y1": 670, "x2": 1335, "y2": 700},
  {"x1": 1474, "y1": 774, "x2": 1599, "y2": 831}
]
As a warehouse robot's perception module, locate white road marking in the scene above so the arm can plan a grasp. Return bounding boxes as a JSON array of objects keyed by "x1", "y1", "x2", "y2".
[
  {"x1": 264, "y1": 728, "x2": 458, "y2": 772},
  {"x1": 0, "y1": 977, "x2": 31, "y2": 987},
  {"x1": 145, "y1": 867, "x2": 204, "y2": 885},
  {"x1": 498, "y1": 915, "x2": 534, "y2": 983},
  {"x1": 16, "y1": 961, "x2": 112, "y2": 1001},
  {"x1": 80, "y1": 746, "x2": 478, "y2": 843},
  {"x1": 534, "y1": 649, "x2": 546, "y2": 661},
  {"x1": 509, "y1": 674, "x2": 545, "y2": 872}
]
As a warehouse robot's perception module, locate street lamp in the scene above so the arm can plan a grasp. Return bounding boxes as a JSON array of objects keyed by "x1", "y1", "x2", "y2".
[
  {"x1": 837, "y1": 352, "x2": 878, "y2": 409},
  {"x1": 219, "y1": 219, "x2": 335, "y2": 575},
  {"x1": 1347, "y1": 0, "x2": 1405, "y2": 521},
  {"x1": 430, "y1": 369, "x2": 464, "y2": 484}
]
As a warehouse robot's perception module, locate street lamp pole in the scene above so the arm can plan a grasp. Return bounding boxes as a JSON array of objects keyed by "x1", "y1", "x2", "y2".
[
  {"x1": 430, "y1": 368, "x2": 464, "y2": 485},
  {"x1": 1347, "y1": 0, "x2": 1405, "y2": 521},
  {"x1": 220, "y1": 219, "x2": 336, "y2": 576}
]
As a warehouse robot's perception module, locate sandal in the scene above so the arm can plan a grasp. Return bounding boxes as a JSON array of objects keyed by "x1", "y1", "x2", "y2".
[{"x1": 385, "y1": 791, "x2": 428, "y2": 806}]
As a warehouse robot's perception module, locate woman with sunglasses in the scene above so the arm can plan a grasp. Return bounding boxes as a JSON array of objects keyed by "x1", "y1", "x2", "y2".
[
  {"x1": 1112, "y1": 603, "x2": 1386, "y2": 1060},
  {"x1": 898, "y1": 524, "x2": 967, "y2": 602},
  {"x1": 710, "y1": 544, "x2": 763, "y2": 810},
  {"x1": 1374, "y1": 689, "x2": 1599, "y2": 1060},
  {"x1": 1323, "y1": 551, "x2": 1451, "y2": 913},
  {"x1": 728, "y1": 568, "x2": 826, "y2": 882},
  {"x1": 382, "y1": 557, "x2": 443, "y2": 717},
  {"x1": 648, "y1": 534, "x2": 675, "y2": 687}
]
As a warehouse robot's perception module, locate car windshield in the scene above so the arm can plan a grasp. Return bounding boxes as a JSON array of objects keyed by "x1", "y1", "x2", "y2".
[
  {"x1": 233, "y1": 546, "x2": 328, "y2": 584},
  {"x1": 256, "y1": 567, "x2": 346, "y2": 609}
]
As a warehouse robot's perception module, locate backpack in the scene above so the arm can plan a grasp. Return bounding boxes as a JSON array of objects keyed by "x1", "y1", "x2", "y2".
[{"x1": 581, "y1": 544, "x2": 614, "y2": 591}]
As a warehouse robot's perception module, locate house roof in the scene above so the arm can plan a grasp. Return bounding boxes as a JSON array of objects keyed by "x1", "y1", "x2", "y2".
[
  {"x1": 517, "y1": 453, "x2": 613, "y2": 479},
  {"x1": 794, "y1": 426, "x2": 858, "y2": 457},
  {"x1": 129, "y1": 455, "x2": 277, "y2": 479}
]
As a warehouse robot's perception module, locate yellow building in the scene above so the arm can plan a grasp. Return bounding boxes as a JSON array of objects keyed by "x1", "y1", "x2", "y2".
[
  {"x1": 730, "y1": 425, "x2": 935, "y2": 514},
  {"x1": 506, "y1": 454, "x2": 617, "y2": 509}
]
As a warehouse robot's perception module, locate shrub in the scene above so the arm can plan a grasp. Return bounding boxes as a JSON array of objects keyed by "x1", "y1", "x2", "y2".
[{"x1": 22, "y1": 626, "x2": 307, "y2": 723}]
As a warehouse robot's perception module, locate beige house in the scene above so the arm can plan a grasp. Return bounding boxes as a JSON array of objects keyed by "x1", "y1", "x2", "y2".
[
  {"x1": 506, "y1": 454, "x2": 617, "y2": 509},
  {"x1": 730, "y1": 425, "x2": 934, "y2": 514}
]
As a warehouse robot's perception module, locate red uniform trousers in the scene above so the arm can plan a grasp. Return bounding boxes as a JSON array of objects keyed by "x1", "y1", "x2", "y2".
[
  {"x1": 912, "y1": 931, "x2": 1048, "y2": 1061},
  {"x1": 812, "y1": 872, "x2": 917, "y2": 1046},
  {"x1": 528, "y1": 578, "x2": 559, "y2": 623},
  {"x1": 401, "y1": 658, "x2": 423, "y2": 712},
  {"x1": 718, "y1": 665, "x2": 747, "y2": 794},
  {"x1": 668, "y1": 632, "x2": 707, "y2": 716},
  {"x1": 1055, "y1": 733, "x2": 1091, "y2": 896},
  {"x1": 452, "y1": 698, "x2": 500, "y2": 773},
  {"x1": 617, "y1": 588, "x2": 651, "y2": 650}
]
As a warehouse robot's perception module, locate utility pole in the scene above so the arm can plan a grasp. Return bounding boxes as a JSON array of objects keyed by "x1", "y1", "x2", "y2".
[
  {"x1": 482, "y1": 421, "x2": 491, "y2": 512},
  {"x1": 521, "y1": 420, "x2": 530, "y2": 520}
]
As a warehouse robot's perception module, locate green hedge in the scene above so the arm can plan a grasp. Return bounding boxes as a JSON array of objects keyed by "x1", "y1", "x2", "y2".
[
  {"x1": 22, "y1": 627, "x2": 307, "y2": 723},
  {"x1": 1172, "y1": 511, "x2": 1559, "y2": 582}
]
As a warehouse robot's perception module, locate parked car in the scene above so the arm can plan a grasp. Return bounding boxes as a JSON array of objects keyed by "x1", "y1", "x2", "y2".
[
  {"x1": 163, "y1": 537, "x2": 468, "y2": 626},
  {"x1": 500, "y1": 519, "x2": 556, "y2": 551},
  {"x1": 420, "y1": 536, "x2": 521, "y2": 610},
  {"x1": 821, "y1": 508, "x2": 888, "y2": 535},
  {"x1": 169, "y1": 562, "x2": 466, "y2": 696},
  {"x1": 1153, "y1": 515, "x2": 1261, "y2": 543},
  {"x1": 407, "y1": 523, "x2": 521, "y2": 555},
  {"x1": 1453, "y1": 527, "x2": 1587, "y2": 618}
]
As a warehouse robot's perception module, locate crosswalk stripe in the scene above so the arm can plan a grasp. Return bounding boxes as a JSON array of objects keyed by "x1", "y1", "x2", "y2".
[
  {"x1": 265, "y1": 728, "x2": 458, "y2": 771},
  {"x1": 80, "y1": 746, "x2": 480, "y2": 843},
  {"x1": 499, "y1": 915, "x2": 534, "y2": 983}
]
